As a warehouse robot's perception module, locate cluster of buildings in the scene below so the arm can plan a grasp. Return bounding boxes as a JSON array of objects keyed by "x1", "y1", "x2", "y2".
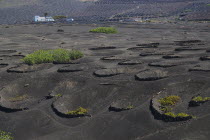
[
  {"x1": 34, "y1": 16, "x2": 55, "y2": 22},
  {"x1": 34, "y1": 16, "x2": 74, "y2": 22}
]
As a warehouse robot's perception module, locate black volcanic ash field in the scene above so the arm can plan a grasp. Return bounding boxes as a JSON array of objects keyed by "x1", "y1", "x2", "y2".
[{"x1": 0, "y1": 23, "x2": 210, "y2": 140}]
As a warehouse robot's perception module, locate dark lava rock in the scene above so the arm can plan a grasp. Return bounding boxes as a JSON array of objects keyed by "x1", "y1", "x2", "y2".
[
  {"x1": 0, "y1": 84, "x2": 39, "y2": 112},
  {"x1": 94, "y1": 68, "x2": 125, "y2": 77},
  {"x1": 200, "y1": 56, "x2": 210, "y2": 61},
  {"x1": 148, "y1": 61, "x2": 178, "y2": 68},
  {"x1": 118, "y1": 60, "x2": 142, "y2": 65},
  {"x1": 127, "y1": 47, "x2": 143, "y2": 51},
  {"x1": 52, "y1": 96, "x2": 90, "y2": 118},
  {"x1": 140, "y1": 52, "x2": 173, "y2": 56},
  {"x1": 52, "y1": 104, "x2": 90, "y2": 118},
  {"x1": 0, "y1": 104, "x2": 28, "y2": 112},
  {"x1": 0, "y1": 54, "x2": 24, "y2": 60},
  {"x1": 0, "y1": 55, "x2": 12, "y2": 58},
  {"x1": 94, "y1": 67, "x2": 139, "y2": 77},
  {"x1": 53, "y1": 61, "x2": 79, "y2": 64},
  {"x1": 101, "y1": 56, "x2": 126, "y2": 61},
  {"x1": 0, "y1": 50, "x2": 17, "y2": 54},
  {"x1": 0, "y1": 63, "x2": 8, "y2": 68},
  {"x1": 10, "y1": 55, "x2": 25, "y2": 60},
  {"x1": 174, "y1": 40, "x2": 203, "y2": 46},
  {"x1": 7, "y1": 64, "x2": 53, "y2": 73},
  {"x1": 12, "y1": 54, "x2": 25, "y2": 57},
  {"x1": 189, "y1": 64, "x2": 210, "y2": 72},
  {"x1": 57, "y1": 65, "x2": 87, "y2": 72},
  {"x1": 135, "y1": 70, "x2": 168, "y2": 81},
  {"x1": 128, "y1": 43, "x2": 159, "y2": 50},
  {"x1": 136, "y1": 43, "x2": 159, "y2": 48},
  {"x1": 0, "y1": 95, "x2": 30, "y2": 112},
  {"x1": 49, "y1": 80, "x2": 81, "y2": 98},
  {"x1": 57, "y1": 29, "x2": 64, "y2": 32},
  {"x1": 162, "y1": 55, "x2": 182, "y2": 59},
  {"x1": 89, "y1": 46, "x2": 116, "y2": 50},
  {"x1": 175, "y1": 46, "x2": 206, "y2": 51},
  {"x1": 149, "y1": 82, "x2": 202, "y2": 122},
  {"x1": 148, "y1": 60, "x2": 196, "y2": 68},
  {"x1": 99, "y1": 83, "x2": 116, "y2": 85},
  {"x1": 109, "y1": 101, "x2": 134, "y2": 112},
  {"x1": 4, "y1": 43, "x2": 20, "y2": 46},
  {"x1": 150, "y1": 94, "x2": 192, "y2": 122},
  {"x1": 189, "y1": 99, "x2": 209, "y2": 107}
]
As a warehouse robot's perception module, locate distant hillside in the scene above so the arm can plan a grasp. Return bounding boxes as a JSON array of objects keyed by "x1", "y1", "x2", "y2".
[{"x1": 0, "y1": 0, "x2": 209, "y2": 24}]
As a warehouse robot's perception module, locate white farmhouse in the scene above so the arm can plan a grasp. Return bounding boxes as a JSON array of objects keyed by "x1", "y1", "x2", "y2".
[{"x1": 34, "y1": 16, "x2": 55, "y2": 22}]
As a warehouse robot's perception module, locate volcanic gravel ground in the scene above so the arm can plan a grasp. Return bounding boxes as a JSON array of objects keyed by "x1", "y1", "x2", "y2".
[{"x1": 0, "y1": 23, "x2": 210, "y2": 140}]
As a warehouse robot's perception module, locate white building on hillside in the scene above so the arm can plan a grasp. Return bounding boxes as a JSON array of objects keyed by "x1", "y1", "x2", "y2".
[{"x1": 34, "y1": 16, "x2": 55, "y2": 22}]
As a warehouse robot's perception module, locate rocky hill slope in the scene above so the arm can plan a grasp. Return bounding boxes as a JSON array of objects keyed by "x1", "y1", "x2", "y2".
[{"x1": 0, "y1": 0, "x2": 209, "y2": 24}]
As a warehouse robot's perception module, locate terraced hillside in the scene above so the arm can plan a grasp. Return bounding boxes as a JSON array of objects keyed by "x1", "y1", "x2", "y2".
[
  {"x1": 0, "y1": 0, "x2": 209, "y2": 24},
  {"x1": 0, "y1": 23, "x2": 210, "y2": 140}
]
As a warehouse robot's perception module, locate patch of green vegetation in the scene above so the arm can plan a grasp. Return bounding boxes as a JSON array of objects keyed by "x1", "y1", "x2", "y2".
[
  {"x1": 159, "y1": 95, "x2": 180, "y2": 113},
  {"x1": 159, "y1": 96, "x2": 180, "y2": 106},
  {"x1": 160, "y1": 106, "x2": 173, "y2": 112},
  {"x1": 126, "y1": 105, "x2": 134, "y2": 110},
  {"x1": 164, "y1": 112, "x2": 176, "y2": 117},
  {"x1": 89, "y1": 27, "x2": 118, "y2": 34},
  {"x1": 176, "y1": 113, "x2": 190, "y2": 117},
  {"x1": 53, "y1": 15, "x2": 67, "y2": 20},
  {"x1": 184, "y1": 9, "x2": 192, "y2": 12},
  {"x1": 66, "y1": 107, "x2": 88, "y2": 115},
  {"x1": 0, "y1": 130, "x2": 13, "y2": 140},
  {"x1": 22, "y1": 49, "x2": 83, "y2": 65},
  {"x1": 9, "y1": 94, "x2": 28, "y2": 102},
  {"x1": 192, "y1": 96, "x2": 210, "y2": 102},
  {"x1": 164, "y1": 112, "x2": 191, "y2": 118},
  {"x1": 55, "y1": 94, "x2": 62, "y2": 98},
  {"x1": 207, "y1": 4, "x2": 210, "y2": 6}
]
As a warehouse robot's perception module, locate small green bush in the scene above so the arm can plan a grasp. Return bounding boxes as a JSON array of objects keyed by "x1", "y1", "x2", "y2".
[
  {"x1": 9, "y1": 94, "x2": 28, "y2": 102},
  {"x1": 159, "y1": 95, "x2": 180, "y2": 113},
  {"x1": 160, "y1": 106, "x2": 172, "y2": 112},
  {"x1": 184, "y1": 9, "x2": 192, "y2": 12},
  {"x1": 66, "y1": 107, "x2": 88, "y2": 115},
  {"x1": 0, "y1": 130, "x2": 13, "y2": 140},
  {"x1": 164, "y1": 112, "x2": 176, "y2": 117},
  {"x1": 192, "y1": 96, "x2": 210, "y2": 102},
  {"x1": 126, "y1": 105, "x2": 134, "y2": 110},
  {"x1": 204, "y1": 97, "x2": 210, "y2": 100},
  {"x1": 207, "y1": 4, "x2": 210, "y2": 6},
  {"x1": 159, "y1": 95, "x2": 180, "y2": 106},
  {"x1": 164, "y1": 112, "x2": 191, "y2": 118},
  {"x1": 89, "y1": 27, "x2": 118, "y2": 34},
  {"x1": 176, "y1": 113, "x2": 190, "y2": 117},
  {"x1": 22, "y1": 49, "x2": 83, "y2": 65},
  {"x1": 55, "y1": 94, "x2": 62, "y2": 98}
]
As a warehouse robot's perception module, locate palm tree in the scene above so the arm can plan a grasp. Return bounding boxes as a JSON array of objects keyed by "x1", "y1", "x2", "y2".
[
  {"x1": 44, "y1": 13, "x2": 48, "y2": 21},
  {"x1": 44, "y1": 13, "x2": 48, "y2": 17}
]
